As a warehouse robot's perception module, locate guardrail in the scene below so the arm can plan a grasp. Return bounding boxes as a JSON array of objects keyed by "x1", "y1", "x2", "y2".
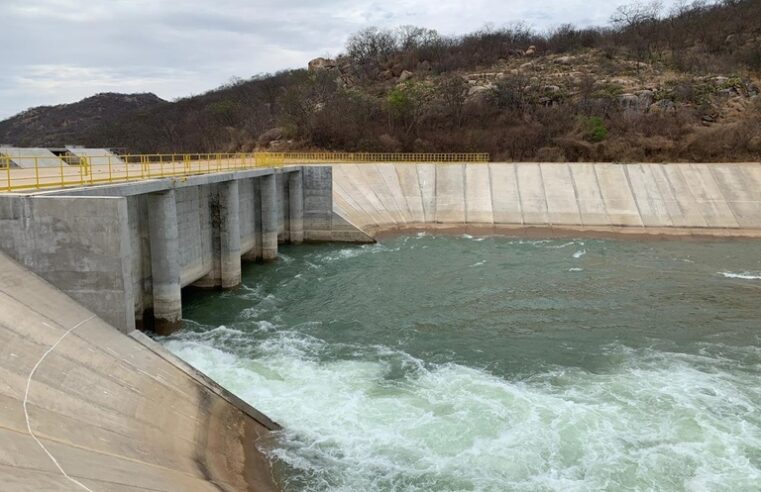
[{"x1": 1, "y1": 152, "x2": 490, "y2": 192}]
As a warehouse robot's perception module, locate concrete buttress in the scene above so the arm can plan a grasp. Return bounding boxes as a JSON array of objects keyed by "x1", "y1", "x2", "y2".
[
  {"x1": 261, "y1": 174, "x2": 279, "y2": 260},
  {"x1": 148, "y1": 189, "x2": 182, "y2": 334},
  {"x1": 289, "y1": 170, "x2": 305, "y2": 244}
]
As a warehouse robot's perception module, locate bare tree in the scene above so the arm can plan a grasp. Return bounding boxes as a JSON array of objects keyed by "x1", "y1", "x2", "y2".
[
  {"x1": 346, "y1": 27, "x2": 398, "y2": 65},
  {"x1": 611, "y1": 1, "x2": 664, "y2": 67}
]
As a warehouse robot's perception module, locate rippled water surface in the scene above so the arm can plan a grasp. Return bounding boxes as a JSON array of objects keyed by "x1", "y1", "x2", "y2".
[{"x1": 162, "y1": 234, "x2": 761, "y2": 491}]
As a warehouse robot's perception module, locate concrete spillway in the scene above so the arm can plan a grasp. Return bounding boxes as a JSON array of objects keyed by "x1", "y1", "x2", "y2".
[
  {"x1": 65, "y1": 147, "x2": 125, "y2": 167},
  {"x1": 332, "y1": 162, "x2": 761, "y2": 237},
  {"x1": 0, "y1": 251, "x2": 278, "y2": 491},
  {"x1": 0, "y1": 147, "x2": 64, "y2": 168}
]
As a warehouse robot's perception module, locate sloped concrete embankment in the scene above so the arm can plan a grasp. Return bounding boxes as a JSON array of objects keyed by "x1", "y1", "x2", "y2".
[
  {"x1": 0, "y1": 251, "x2": 280, "y2": 491},
  {"x1": 333, "y1": 162, "x2": 761, "y2": 237}
]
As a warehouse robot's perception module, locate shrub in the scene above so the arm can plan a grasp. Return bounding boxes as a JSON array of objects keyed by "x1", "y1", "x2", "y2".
[{"x1": 584, "y1": 116, "x2": 608, "y2": 142}]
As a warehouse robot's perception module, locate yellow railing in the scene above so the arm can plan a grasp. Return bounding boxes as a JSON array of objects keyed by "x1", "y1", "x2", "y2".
[
  {"x1": 1, "y1": 152, "x2": 490, "y2": 192},
  {"x1": 273, "y1": 152, "x2": 490, "y2": 163}
]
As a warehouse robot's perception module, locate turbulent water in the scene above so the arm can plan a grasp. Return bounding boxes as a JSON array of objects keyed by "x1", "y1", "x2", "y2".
[{"x1": 162, "y1": 234, "x2": 761, "y2": 491}]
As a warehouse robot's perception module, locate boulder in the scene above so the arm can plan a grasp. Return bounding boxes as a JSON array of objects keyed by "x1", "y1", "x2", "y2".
[
  {"x1": 417, "y1": 60, "x2": 432, "y2": 72},
  {"x1": 636, "y1": 89, "x2": 655, "y2": 107},
  {"x1": 555, "y1": 56, "x2": 573, "y2": 65},
  {"x1": 525, "y1": 45, "x2": 536, "y2": 56},
  {"x1": 713, "y1": 76, "x2": 729, "y2": 85},
  {"x1": 618, "y1": 93, "x2": 640, "y2": 110},
  {"x1": 650, "y1": 99, "x2": 675, "y2": 113},
  {"x1": 399, "y1": 70, "x2": 414, "y2": 82},
  {"x1": 308, "y1": 57, "x2": 334, "y2": 72},
  {"x1": 466, "y1": 84, "x2": 495, "y2": 103},
  {"x1": 257, "y1": 127, "x2": 284, "y2": 147}
]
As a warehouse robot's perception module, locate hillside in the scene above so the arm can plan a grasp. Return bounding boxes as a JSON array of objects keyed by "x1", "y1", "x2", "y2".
[
  {"x1": 1, "y1": 0, "x2": 760, "y2": 162},
  {"x1": 0, "y1": 92, "x2": 166, "y2": 147}
]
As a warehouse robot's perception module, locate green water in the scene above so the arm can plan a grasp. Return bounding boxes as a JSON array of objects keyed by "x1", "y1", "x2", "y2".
[{"x1": 162, "y1": 234, "x2": 761, "y2": 491}]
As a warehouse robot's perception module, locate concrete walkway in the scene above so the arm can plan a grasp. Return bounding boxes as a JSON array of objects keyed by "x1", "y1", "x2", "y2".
[
  {"x1": 333, "y1": 162, "x2": 761, "y2": 237},
  {"x1": 0, "y1": 252, "x2": 279, "y2": 491}
]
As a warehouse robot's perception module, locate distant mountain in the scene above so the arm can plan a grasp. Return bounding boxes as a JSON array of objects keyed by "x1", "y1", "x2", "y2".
[{"x1": 0, "y1": 92, "x2": 166, "y2": 147}]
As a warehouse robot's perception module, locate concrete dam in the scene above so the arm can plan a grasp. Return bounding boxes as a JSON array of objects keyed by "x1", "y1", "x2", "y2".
[{"x1": 1, "y1": 160, "x2": 761, "y2": 490}]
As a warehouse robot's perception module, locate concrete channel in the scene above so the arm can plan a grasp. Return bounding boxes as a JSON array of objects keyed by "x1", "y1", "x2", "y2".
[{"x1": 1, "y1": 161, "x2": 760, "y2": 490}]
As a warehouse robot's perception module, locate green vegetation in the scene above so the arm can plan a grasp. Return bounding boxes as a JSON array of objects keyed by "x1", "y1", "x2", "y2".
[{"x1": 584, "y1": 116, "x2": 608, "y2": 142}]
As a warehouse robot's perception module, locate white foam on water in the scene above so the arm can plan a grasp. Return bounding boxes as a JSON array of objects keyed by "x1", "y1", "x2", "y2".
[
  {"x1": 573, "y1": 249, "x2": 586, "y2": 259},
  {"x1": 545, "y1": 241, "x2": 577, "y2": 249},
  {"x1": 720, "y1": 272, "x2": 761, "y2": 280},
  {"x1": 470, "y1": 260, "x2": 486, "y2": 268},
  {"x1": 568, "y1": 267, "x2": 583, "y2": 272},
  {"x1": 164, "y1": 333, "x2": 761, "y2": 492},
  {"x1": 315, "y1": 243, "x2": 399, "y2": 263}
]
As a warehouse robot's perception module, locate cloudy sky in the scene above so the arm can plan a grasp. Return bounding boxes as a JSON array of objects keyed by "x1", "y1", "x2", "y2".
[{"x1": 0, "y1": 0, "x2": 673, "y2": 119}]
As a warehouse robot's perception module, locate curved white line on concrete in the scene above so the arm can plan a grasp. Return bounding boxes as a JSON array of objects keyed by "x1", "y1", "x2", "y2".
[{"x1": 23, "y1": 315, "x2": 98, "y2": 492}]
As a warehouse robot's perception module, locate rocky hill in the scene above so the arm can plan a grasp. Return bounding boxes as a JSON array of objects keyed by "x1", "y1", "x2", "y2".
[
  {"x1": 0, "y1": 92, "x2": 166, "y2": 147},
  {"x1": 1, "y1": 0, "x2": 760, "y2": 162}
]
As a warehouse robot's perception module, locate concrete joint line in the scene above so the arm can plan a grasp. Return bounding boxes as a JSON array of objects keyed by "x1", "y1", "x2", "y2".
[
  {"x1": 537, "y1": 163, "x2": 551, "y2": 226},
  {"x1": 651, "y1": 164, "x2": 678, "y2": 226},
  {"x1": 463, "y1": 163, "x2": 468, "y2": 224},
  {"x1": 592, "y1": 164, "x2": 612, "y2": 224},
  {"x1": 23, "y1": 314, "x2": 98, "y2": 492},
  {"x1": 622, "y1": 165, "x2": 645, "y2": 227},
  {"x1": 486, "y1": 163, "x2": 495, "y2": 225},
  {"x1": 414, "y1": 164, "x2": 427, "y2": 224},
  {"x1": 513, "y1": 163, "x2": 525, "y2": 225},
  {"x1": 705, "y1": 164, "x2": 741, "y2": 227},
  {"x1": 566, "y1": 163, "x2": 584, "y2": 226}
]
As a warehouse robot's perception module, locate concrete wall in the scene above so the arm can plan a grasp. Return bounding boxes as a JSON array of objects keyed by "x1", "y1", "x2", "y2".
[
  {"x1": 0, "y1": 251, "x2": 279, "y2": 491},
  {"x1": 303, "y1": 165, "x2": 373, "y2": 242},
  {"x1": 0, "y1": 194, "x2": 134, "y2": 330},
  {"x1": 333, "y1": 162, "x2": 761, "y2": 236}
]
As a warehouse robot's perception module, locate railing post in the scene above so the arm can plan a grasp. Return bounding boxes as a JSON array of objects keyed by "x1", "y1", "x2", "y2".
[
  {"x1": 5, "y1": 157, "x2": 11, "y2": 192},
  {"x1": 34, "y1": 157, "x2": 40, "y2": 189}
]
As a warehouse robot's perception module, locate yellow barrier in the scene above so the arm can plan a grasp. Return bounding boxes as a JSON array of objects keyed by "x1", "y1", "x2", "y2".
[{"x1": 1, "y1": 152, "x2": 490, "y2": 192}]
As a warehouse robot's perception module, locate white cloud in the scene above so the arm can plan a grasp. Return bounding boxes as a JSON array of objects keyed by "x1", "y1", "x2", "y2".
[{"x1": 0, "y1": 0, "x2": 678, "y2": 118}]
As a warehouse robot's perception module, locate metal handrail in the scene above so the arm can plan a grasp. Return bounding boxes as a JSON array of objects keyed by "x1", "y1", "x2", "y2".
[{"x1": 0, "y1": 152, "x2": 491, "y2": 192}]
